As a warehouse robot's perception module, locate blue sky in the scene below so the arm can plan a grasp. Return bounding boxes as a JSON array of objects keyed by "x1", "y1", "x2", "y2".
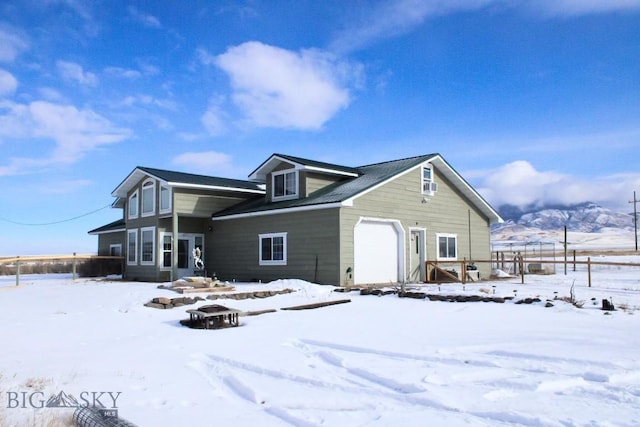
[{"x1": 1, "y1": 0, "x2": 639, "y2": 255}]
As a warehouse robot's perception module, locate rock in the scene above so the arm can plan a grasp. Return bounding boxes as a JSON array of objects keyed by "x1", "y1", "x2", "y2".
[
  {"x1": 144, "y1": 302, "x2": 166, "y2": 309},
  {"x1": 152, "y1": 297, "x2": 172, "y2": 305},
  {"x1": 545, "y1": 302, "x2": 554, "y2": 308}
]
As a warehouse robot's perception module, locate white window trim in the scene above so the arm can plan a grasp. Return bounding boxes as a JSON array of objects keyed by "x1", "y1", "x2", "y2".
[
  {"x1": 128, "y1": 190, "x2": 139, "y2": 219},
  {"x1": 272, "y1": 170, "x2": 299, "y2": 201},
  {"x1": 160, "y1": 232, "x2": 172, "y2": 270},
  {"x1": 127, "y1": 229, "x2": 138, "y2": 265},
  {"x1": 422, "y1": 164, "x2": 437, "y2": 196},
  {"x1": 159, "y1": 184, "x2": 172, "y2": 214},
  {"x1": 141, "y1": 179, "x2": 156, "y2": 217},
  {"x1": 436, "y1": 233, "x2": 458, "y2": 261},
  {"x1": 109, "y1": 244, "x2": 122, "y2": 257},
  {"x1": 259, "y1": 232, "x2": 287, "y2": 266},
  {"x1": 140, "y1": 226, "x2": 156, "y2": 265}
]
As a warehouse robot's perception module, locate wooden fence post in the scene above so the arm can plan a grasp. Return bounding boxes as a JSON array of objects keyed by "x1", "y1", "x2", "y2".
[
  {"x1": 587, "y1": 257, "x2": 592, "y2": 287},
  {"x1": 16, "y1": 256, "x2": 20, "y2": 287},
  {"x1": 461, "y1": 259, "x2": 466, "y2": 284},
  {"x1": 72, "y1": 252, "x2": 77, "y2": 280}
]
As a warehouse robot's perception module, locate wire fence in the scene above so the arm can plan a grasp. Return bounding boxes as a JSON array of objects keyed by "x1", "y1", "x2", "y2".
[
  {"x1": 424, "y1": 250, "x2": 640, "y2": 289},
  {"x1": 0, "y1": 254, "x2": 124, "y2": 286}
]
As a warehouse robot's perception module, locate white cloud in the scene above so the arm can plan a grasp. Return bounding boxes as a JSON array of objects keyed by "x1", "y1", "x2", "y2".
[
  {"x1": 0, "y1": 69, "x2": 18, "y2": 96},
  {"x1": 526, "y1": 0, "x2": 640, "y2": 16},
  {"x1": 0, "y1": 100, "x2": 131, "y2": 175},
  {"x1": 119, "y1": 94, "x2": 176, "y2": 110},
  {"x1": 474, "y1": 160, "x2": 640, "y2": 211},
  {"x1": 213, "y1": 42, "x2": 352, "y2": 130},
  {"x1": 172, "y1": 151, "x2": 233, "y2": 175},
  {"x1": 0, "y1": 27, "x2": 29, "y2": 62},
  {"x1": 57, "y1": 60, "x2": 98, "y2": 87},
  {"x1": 128, "y1": 6, "x2": 162, "y2": 28},
  {"x1": 330, "y1": 0, "x2": 492, "y2": 52},
  {"x1": 104, "y1": 66, "x2": 142, "y2": 79},
  {"x1": 330, "y1": 0, "x2": 640, "y2": 52},
  {"x1": 38, "y1": 87, "x2": 67, "y2": 102},
  {"x1": 201, "y1": 96, "x2": 228, "y2": 136}
]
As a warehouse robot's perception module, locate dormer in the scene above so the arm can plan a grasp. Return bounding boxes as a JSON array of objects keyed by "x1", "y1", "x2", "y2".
[{"x1": 249, "y1": 154, "x2": 361, "y2": 203}]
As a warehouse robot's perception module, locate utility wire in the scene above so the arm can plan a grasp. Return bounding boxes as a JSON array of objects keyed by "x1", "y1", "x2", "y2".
[{"x1": 0, "y1": 203, "x2": 113, "y2": 226}]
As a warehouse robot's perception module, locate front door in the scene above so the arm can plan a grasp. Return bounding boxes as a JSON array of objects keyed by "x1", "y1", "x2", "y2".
[
  {"x1": 177, "y1": 234, "x2": 205, "y2": 278},
  {"x1": 409, "y1": 229, "x2": 426, "y2": 282}
]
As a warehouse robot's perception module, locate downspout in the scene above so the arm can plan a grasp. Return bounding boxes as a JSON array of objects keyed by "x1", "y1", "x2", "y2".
[
  {"x1": 468, "y1": 209, "x2": 472, "y2": 259},
  {"x1": 172, "y1": 196, "x2": 178, "y2": 282}
]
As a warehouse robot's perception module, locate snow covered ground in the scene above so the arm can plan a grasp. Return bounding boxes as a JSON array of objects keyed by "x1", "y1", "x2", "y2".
[{"x1": 1, "y1": 258, "x2": 639, "y2": 427}]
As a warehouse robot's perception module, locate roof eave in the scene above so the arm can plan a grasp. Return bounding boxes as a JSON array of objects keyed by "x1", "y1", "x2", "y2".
[
  {"x1": 248, "y1": 154, "x2": 360, "y2": 182},
  {"x1": 169, "y1": 182, "x2": 265, "y2": 194}
]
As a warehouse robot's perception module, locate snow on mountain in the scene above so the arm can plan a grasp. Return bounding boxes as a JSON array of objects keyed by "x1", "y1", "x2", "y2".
[
  {"x1": 492, "y1": 202, "x2": 636, "y2": 248},
  {"x1": 495, "y1": 202, "x2": 633, "y2": 232}
]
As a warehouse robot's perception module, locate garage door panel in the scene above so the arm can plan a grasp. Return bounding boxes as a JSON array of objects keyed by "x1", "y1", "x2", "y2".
[{"x1": 354, "y1": 220, "x2": 399, "y2": 284}]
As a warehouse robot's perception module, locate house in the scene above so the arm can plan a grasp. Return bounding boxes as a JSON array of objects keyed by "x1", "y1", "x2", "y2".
[{"x1": 89, "y1": 153, "x2": 503, "y2": 285}]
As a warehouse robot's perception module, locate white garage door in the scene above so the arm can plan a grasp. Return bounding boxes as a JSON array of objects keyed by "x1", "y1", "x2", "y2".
[{"x1": 354, "y1": 220, "x2": 401, "y2": 284}]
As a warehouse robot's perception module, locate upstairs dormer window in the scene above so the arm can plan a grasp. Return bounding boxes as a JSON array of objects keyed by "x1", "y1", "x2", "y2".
[
  {"x1": 272, "y1": 170, "x2": 298, "y2": 201},
  {"x1": 422, "y1": 165, "x2": 438, "y2": 195}
]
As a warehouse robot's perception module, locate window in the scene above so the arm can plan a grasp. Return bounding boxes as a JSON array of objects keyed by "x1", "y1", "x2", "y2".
[
  {"x1": 259, "y1": 232, "x2": 287, "y2": 266},
  {"x1": 109, "y1": 244, "x2": 122, "y2": 257},
  {"x1": 140, "y1": 227, "x2": 155, "y2": 265},
  {"x1": 437, "y1": 233, "x2": 457, "y2": 260},
  {"x1": 422, "y1": 165, "x2": 438, "y2": 195},
  {"x1": 159, "y1": 184, "x2": 171, "y2": 214},
  {"x1": 127, "y1": 229, "x2": 138, "y2": 265},
  {"x1": 141, "y1": 179, "x2": 156, "y2": 216},
  {"x1": 161, "y1": 233, "x2": 172, "y2": 269},
  {"x1": 272, "y1": 170, "x2": 298, "y2": 200},
  {"x1": 128, "y1": 190, "x2": 139, "y2": 219}
]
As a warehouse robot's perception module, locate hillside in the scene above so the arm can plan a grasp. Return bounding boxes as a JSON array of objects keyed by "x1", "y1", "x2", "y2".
[{"x1": 492, "y1": 202, "x2": 636, "y2": 250}]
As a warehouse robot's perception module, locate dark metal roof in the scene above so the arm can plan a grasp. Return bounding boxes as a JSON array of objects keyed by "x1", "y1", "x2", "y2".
[
  {"x1": 273, "y1": 153, "x2": 362, "y2": 175},
  {"x1": 138, "y1": 167, "x2": 264, "y2": 191},
  {"x1": 88, "y1": 218, "x2": 125, "y2": 235},
  {"x1": 213, "y1": 154, "x2": 437, "y2": 218},
  {"x1": 248, "y1": 153, "x2": 362, "y2": 181},
  {"x1": 112, "y1": 166, "x2": 265, "y2": 198}
]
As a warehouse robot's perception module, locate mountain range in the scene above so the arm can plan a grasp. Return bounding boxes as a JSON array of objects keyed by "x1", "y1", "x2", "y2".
[
  {"x1": 494, "y1": 202, "x2": 634, "y2": 233},
  {"x1": 491, "y1": 202, "x2": 637, "y2": 248}
]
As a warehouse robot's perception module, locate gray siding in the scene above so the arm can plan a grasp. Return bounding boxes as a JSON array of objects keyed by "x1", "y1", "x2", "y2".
[
  {"x1": 339, "y1": 164, "x2": 492, "y2": 285},
  {"x1": 174, "y1": 189, "x2": 252, "y2": 216},
  {"x1": 211, "y1": 208, "x2": 340, "y2": 284},
  {"x1": 96, "y1": 231, "x2": 125, "y2": 256},
  {"x1": 121, "y1": 177, "x2": 257, "y2": 282},
  {"x1": 302, "y1": 172, "x2": 344, "y2": 197}
]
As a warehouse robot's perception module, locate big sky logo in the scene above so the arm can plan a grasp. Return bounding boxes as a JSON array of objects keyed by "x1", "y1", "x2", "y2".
[{"x1": 1, "y1": 390, "x2": 121, "y2": 409}]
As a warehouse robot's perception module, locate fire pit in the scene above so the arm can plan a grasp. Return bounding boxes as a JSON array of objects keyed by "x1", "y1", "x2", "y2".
[{"x1": 180, "y1": 304, "x2": 241, "y2": 329}]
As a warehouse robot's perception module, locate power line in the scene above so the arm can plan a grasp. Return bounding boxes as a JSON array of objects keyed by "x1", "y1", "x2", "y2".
[{"x1": 0, "y1": 203, "x2": 113, "y2": 226}]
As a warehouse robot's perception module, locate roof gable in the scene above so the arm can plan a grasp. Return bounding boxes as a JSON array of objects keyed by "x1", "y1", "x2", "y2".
[{"x1": 248, "y1": 153, "x2": 361, "y2": 182}]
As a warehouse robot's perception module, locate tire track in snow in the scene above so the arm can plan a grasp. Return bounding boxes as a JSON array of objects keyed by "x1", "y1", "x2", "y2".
[
  {"x1": 312, "y1": 348, "x2": 425, "y2": 394},
  {"x1": 191, "y1": 351, "x2": 467, "y2": 415},
  {"x1": 189, "y1": 353, "x2": 319, "y2": 427},
  {"x1": 294, "y1": 339, "x2": 640, "y2": 426},
  {"x1": 299, "y1": 338, "x2": 501, "y2": 368}
]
